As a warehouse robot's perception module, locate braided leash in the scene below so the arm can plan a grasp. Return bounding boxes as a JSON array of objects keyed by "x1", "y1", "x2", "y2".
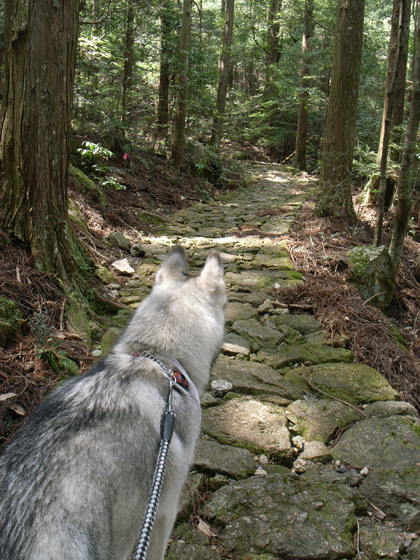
[{"x1": 133, "y1": 353, "x2": 177, "y2": 560}]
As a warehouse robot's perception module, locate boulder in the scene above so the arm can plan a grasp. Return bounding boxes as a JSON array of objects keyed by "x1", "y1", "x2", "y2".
[
  {"x1": 206, "y1": 472, "x2": 357, "y2": 559},
  {"x1": 112, "y1": 258, "x2": 134, "y2": 275},
  {"x1": 194, "y1": 438, "x2": 256, "y2": 479},
  {"x1": 282, "y1": 362, "x2": 399, "y2": 405},
  {"x1": 360, "y1": 463, "x2": 420, "y2": 530},
  {"x1": 260, "y1": 343, "x2": 354, "y2": 369},
  {"x1": 286, "y1": 397, "x2": 361, "y2": 443},
  {"x1": 106, "y1": 231, "x2": 131, "y2": 252},
  {"x1": 202, "y1": 397, "x2": 292, "y2": 460},
  {"x1": 331, "y1": 415, "x2": 420, "y2": 471},
  {"x1": 231, "y1": 318, "x2": 284, "y2": 350},
  {"x1": 348, "y1": 245, "x2": 395, "y2": 309},
  {"x1": 211, "y1": 355, "x2": 300, "y2": 401},
  {"x1": 225, "y1": 301, "x2": 258, "y2": 325}
]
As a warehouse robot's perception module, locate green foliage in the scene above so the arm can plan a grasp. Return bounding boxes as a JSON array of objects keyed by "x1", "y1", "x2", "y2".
[
  {"x1": 37, "y1": 341, "x2": 79, "y2": 376},
  {"x1": 71, "y1": 0, "x2": 397, "y2": 175},
  {"x1": 77, "y1": 141, "x2": 125, "y2": 190}
]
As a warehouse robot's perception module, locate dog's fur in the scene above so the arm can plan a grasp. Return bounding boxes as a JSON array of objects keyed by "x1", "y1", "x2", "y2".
[{"x1": 0, "y1": 246, "x2": 226, "y2": 560}]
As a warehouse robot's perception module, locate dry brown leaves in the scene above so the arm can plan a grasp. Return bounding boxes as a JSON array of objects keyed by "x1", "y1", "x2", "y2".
[{"x1": 283, "y1": 203, "x2": 420, "y2": 411}]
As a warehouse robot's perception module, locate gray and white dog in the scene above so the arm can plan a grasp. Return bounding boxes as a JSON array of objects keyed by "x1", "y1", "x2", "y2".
[{"x1": 0, "y1": 246, "x2": 226, "y2": 560}]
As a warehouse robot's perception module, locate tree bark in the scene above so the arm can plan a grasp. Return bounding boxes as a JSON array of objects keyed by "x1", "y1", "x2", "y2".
[
  {"x1": 313, "y1": 0, "x2": 365, "y2": 223},
  {"x1": 122, "y1": 4, "x2": 136, "y2": 126},
  {"x1": 170, "y1": 0, "x2": 193, "y2": 170},
  {"x1": 389, "y1": 1, "x2": 420, "y2": 275},
  {"x1": 210, "y1": 0, "x2": 235, "y2": 151},
  {"x1": 293, "y1": 0, "x2": 314, "y2": 171},
  {"x1": 373, "y1": 0, "x2": 410, "y2": 245},
  {"x1": 377, "y1": 0, "x2": 410, "y2": 164},
  {"x1": 264, "y1": 0, "x2": 281, "y2": 98},
  {"x1": 157, "y1": 0, "x2": 174, "y2": 138},
  {"x1": 0, "y1": 0, "x2": 80, "y2": 282}
]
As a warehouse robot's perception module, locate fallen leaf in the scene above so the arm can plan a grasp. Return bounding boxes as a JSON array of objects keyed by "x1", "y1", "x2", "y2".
[
  {"x1": 197, "y1": 518, "x2": 216, "y2": 538},
  {"x1": 0, "y1": 393, "x2": 17, "y2": 402},
  {"x1": 8, "y1": 403, "x2": 26, "y2": 416}
]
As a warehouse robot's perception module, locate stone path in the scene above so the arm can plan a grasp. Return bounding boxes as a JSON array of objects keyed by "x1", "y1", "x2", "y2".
[{"x1": 101, "y1": 163, "x2": 420, "y2": 560}]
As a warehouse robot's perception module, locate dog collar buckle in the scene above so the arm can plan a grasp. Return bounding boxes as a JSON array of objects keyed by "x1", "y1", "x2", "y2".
[
  {"x1": 173, "y1": 370, "x2": 188, "y2": 390},
  {"x1": 133, "y1": 351, "x2": 199, "y2": 404}
]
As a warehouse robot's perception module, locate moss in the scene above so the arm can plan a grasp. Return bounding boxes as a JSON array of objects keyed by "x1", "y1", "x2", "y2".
[
  {"x1": 70, "y1": 164, "x2": 107, "y2": 207},
  {"x1": 389, "y1": 325, "x2": 408, "y2": 349},
  {"x1": 285, "y1": 270, "x2": 304, "y2": 280},
  {"x1": 137, "y1": 210, "x2": 167, "y2": 226},
  {"x1": 348, "y1": 246, "x2": 371, "y2": 278},
  {"x1": 67, "y1": 293, "x2": 92, "y2": 345}
]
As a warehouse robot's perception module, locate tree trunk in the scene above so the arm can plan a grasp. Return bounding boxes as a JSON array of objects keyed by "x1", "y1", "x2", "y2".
[
  {"x1": 378, "y1": 0, "x2": 410, "y2": 164},
  {"x1": 373, "y1": 0, "x2": 410, "y2": 245},
  {"x1": 170, "y1": 0, "x2": 193, "y2": 170},
  {"x1": 264, "y1": 0, "x2": 281, "y2": 98},
  {"x1": 157, "y1": 0, "x2": 174, "y2": 139},
  {"x1": 313, "y1": 0, "x2": 365, "y2": 223},
  {"x1": 210, "y1": 0, "x2": 235, "y2": 151},
  {"x1": 122, "y1": 4, "x2": 136, "y2": 126},
  {"x1": 293, "y1": 0, "x2": 314, "y2": 171},
  {"x1": 389, "y1": 1, "x2": 420, "y2": 275},
  {"x1": 0, "y1": 0, "x2": 80, "y2": 282}
]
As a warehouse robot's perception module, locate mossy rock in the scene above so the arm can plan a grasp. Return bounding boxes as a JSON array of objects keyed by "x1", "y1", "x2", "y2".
[
  {"x1": 348, "y1": 245, "x2": 395, "y2": 309},
  {"x1": 283, "y1": 362, "x2": 399, "y2": 405},
  {"x1": 100, "y1": 326, "x2": 122, "y2": 356},
  {"x1": 96, "y1": 266, "x2": 118, "y2": 285},
  {"x1": 333, "y1": 416, "x2": 420, "y2": 472},
  {"x1": 259, "y1": 343, "x2": 354, "y2": 370},
  {"x1": 205, "y1": 472, "x2": 357, "y2": 559},
  {"x1": 70, "y1": 164, "x2": 106, "y2": 207},
  {"x1": 137, "y1": 210, "x2": 167, "y2": 226},
  {"x1": 67, "y1": 298, "x2": 92, "y2": 345},
  {"x1": 286, "y1": 398, "x2": 361, "y2": 443}
]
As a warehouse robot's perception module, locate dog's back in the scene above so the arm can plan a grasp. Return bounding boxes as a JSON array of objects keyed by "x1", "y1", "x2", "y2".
[{"x1": 0, "y1": 247, "x2": 225, "y2": 560}]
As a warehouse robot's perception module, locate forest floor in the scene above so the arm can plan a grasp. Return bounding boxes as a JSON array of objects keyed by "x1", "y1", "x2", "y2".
[{"x1": 1, "y1": 146, "x2": 420, "y2": 447}]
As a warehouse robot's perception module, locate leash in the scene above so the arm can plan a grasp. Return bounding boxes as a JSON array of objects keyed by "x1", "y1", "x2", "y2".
[{"x1": 132, "y1": 351, "x2": 182, "y2": 560}]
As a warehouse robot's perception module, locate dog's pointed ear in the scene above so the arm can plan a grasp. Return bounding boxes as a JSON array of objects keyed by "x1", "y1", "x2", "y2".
[
  {"x1": 200, "y1": 251, "x2": 225, "y2": 296},
  {"x1": 156, "y1": 246, "x2": 189, "y2": 284}
]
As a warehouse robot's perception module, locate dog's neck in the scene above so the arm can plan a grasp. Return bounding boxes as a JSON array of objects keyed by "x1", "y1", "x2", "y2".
[{"x1": 132, "y1": 349, "x2": 201, "y2": 405}]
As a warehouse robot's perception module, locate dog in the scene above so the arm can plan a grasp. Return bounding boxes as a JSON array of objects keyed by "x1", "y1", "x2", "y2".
[{"x1": 0, "y1": 246, "x2": 226, "y2": 560}]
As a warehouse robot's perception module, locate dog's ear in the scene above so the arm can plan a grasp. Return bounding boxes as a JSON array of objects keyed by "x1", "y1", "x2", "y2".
[
  {"x1": 156, "y1": 246, "x2": 189, "y2": 284},
  {"x1": 200, "y1": 251, "x2": 225, "y2": 297}
]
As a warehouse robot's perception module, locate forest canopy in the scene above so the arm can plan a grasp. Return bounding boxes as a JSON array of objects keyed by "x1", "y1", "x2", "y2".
[{"x1": 0, "y1": 0, "x2": 419, "y2": 289}]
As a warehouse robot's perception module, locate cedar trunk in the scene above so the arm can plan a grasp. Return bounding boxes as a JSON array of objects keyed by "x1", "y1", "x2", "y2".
[
  {"x1": 389, "y1": 1, "x2": 420, "y2": 275},
  {"x1": 170, "y1": 0, "x2": 193, "y2": 170},
  {"x1": 293, "y1": 0, "x2": 314, "y2": 170},
  {"x1": 157, "y1": 0, "x2": 173, "y2": 138},
  {"x1": 264, "y1": 0, "x2": 281, "y2": 98},
  {"x1": 122, "y1": 4, "x2": 136, "y2": 125},
  {"x1": 377, "y1": 0, "x2": 410, "y2": 163},
  {"x1": 210, "y1": 0, "x2": 235, "y2": 151},
  {"x1": 373, "y1": 0, "x2": 410, "y2": 245},
  {"x1": 314, "y1": 0, "x2": 365, "y2": 223},
  {"x1": 0, "y1": 0, "x2": 79, "y2": 280}
]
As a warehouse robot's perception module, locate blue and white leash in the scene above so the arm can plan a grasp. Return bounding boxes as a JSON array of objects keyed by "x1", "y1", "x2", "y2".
[{"x1": 132, "y1": 351, "x2": 195, "y2": 560}]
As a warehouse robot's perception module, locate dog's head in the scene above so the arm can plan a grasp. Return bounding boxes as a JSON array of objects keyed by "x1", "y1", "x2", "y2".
[{"x1": 116, "y1": 246, "x2": 226, "y2": 391}]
